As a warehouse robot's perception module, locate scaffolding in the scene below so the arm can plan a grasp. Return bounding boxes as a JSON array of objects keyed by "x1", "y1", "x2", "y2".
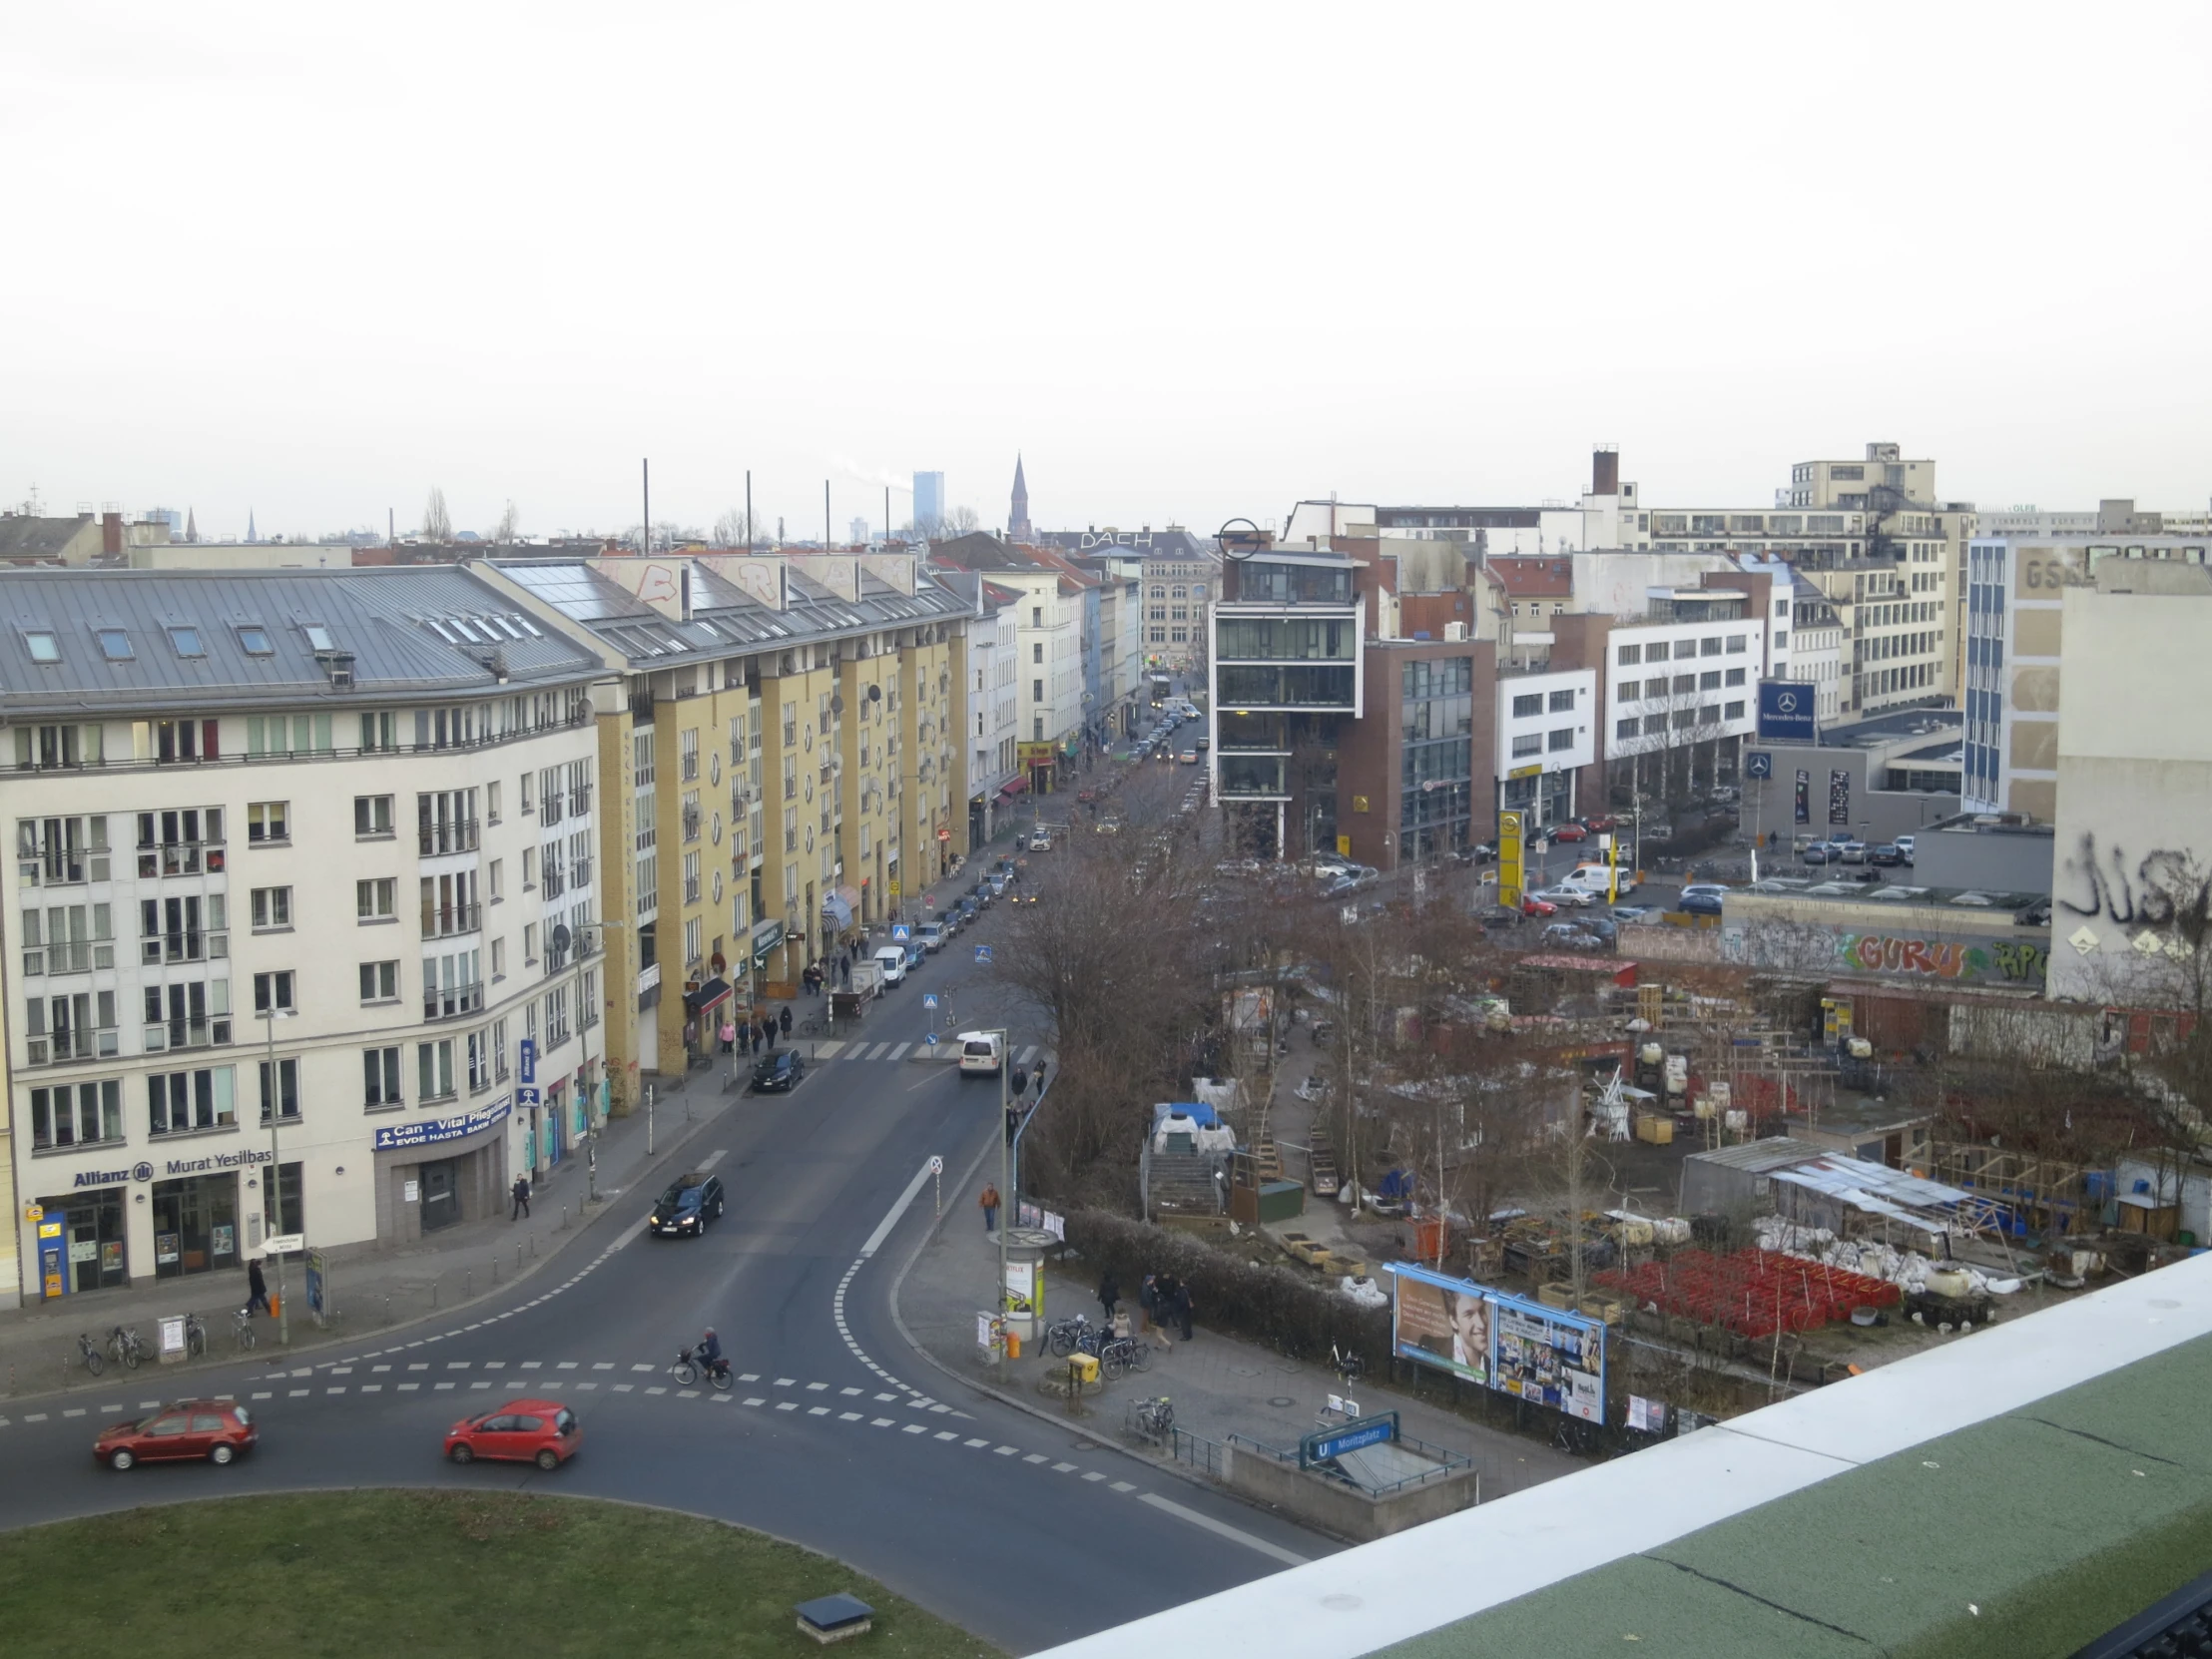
[{"x1": 1930, "y1": 1142, "x2": 2098, "y2": 1239}]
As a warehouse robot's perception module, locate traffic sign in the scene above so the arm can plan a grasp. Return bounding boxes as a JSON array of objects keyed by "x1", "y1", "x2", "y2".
[
  {"x1": 974, "y1": 945, "x2": 992, "y2": 964},
  {"x1": 924, "y1": 894, "x2": 935, "y2": 908},
  {"x1": 264, "y1": 1233, "x2": 303, "y2": 1256},
  {"x1": 923, "y1": 1032, "x2": 939, "y2": 1046},
  {"x1": 891, "y1": 924, "x2": 910, "y2": 942},
  {"x1": 923, "y1": 993, "x2": 938, "y2": 1009},
  {"x1": 928, "y1": 1155, "x2": 944, "y2": 1173}
]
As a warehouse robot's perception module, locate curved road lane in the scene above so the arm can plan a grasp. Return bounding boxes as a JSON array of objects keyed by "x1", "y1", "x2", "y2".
[{"x1": 0, "y1": 920, "x2": 1332, "y2": 1654}]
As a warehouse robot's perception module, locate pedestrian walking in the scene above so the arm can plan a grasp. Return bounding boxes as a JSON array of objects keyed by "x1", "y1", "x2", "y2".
[
  {"x1": 1097, "y1": 1271, "x2": 1120, "y2": 1322},
  {"x1": 1033, "y1": 1060, "x2": 1048, "y2": 1099},
  {"x1": 779, "y1": 1005, "x2": 793, "y2": 1037},
  {"x1": 839, "y1": 957, "x2": 851, "y2": 988},
  {"x1": 1138, "y1": 1272, "x2": 1157, "y2": 1334},
  {"x1": 246, "y1": 1255, "x2": 271, "y2": 1317},
  {"x1": 1172, "y1": 1278, "x2": 1194, "y2": 1342},
  {"x1": 510, "y1": 1175, "x2": 531, "y2": 1221},
  {"x1": 719, "y1": 1019, "x2": 735, "y2": 1055},
  {"x1": 979, "y1": 1182, "x2": 1000, "y2": 1234},
  {"x1": 762, "y1": 1017, "x2": 777, "y2": 1052}
]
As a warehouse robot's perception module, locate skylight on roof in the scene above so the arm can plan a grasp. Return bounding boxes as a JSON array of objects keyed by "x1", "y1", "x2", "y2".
[
  {"x1": 24, "y1": 629, "x2": 59, "y2": 663},
  {"x1": 515, "y1": 616, "x2": 542, "y2": 637},
  {"x1": 169, "y1": 626, "x2": 203, "y2": 658},
  {"x1": 237, "y1": 626, "x2": 273, "y2": 656},
  {"x1": 302, "y1": 624, "x2": 334, "y2": 652},
  {"x1": 452, "y1": 619, "x2": 485, "y2": 642},
  {"x1": 96, "y1": 628, "x2": 134, "y2": 661}
]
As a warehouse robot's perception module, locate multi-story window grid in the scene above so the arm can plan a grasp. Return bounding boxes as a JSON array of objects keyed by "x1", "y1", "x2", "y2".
[
  {"x1": 1400, "y1": 657, "x2": 1474, "y2": 862},
  {"x1": 364, "y1": 1046, "x2": 402, "y2": 1108},
  {"x1": 148, "y1": 1065, "x2": 237, "y2": 1136},
  {"x1": 257, "y1": 1056, "x2": 300, "y2": 1122},
  {"x1": 422, "y1": 948, "x2": 483, "y2": 1020},
  {"x1": 23, "y1": 899, "x2": 116, "y2": 975},
  {"x1": 30, "y1": 1078, "x2": 123, "y2": 1149}
]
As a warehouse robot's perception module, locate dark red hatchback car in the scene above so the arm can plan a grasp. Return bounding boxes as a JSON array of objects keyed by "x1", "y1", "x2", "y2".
[
  {"x1": 444, "y1": 1398, "x2": 581, "y2": 1470},
  {"x1": 95, "y1": 1399, "x2": 257, "y2": 1470}
]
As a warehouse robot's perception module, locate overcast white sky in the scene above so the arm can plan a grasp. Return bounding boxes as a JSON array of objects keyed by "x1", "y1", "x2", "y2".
[{"x1": 4, "y1": 2, "x2": 2207, "y2": 543}]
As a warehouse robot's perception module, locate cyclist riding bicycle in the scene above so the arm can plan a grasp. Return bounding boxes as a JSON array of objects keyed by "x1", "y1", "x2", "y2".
[{"x1": 694, "y1": 1327, "x2": 730, "y2": 1382}]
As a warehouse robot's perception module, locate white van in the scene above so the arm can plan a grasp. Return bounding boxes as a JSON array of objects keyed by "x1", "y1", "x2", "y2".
[
  {"x1": 871, "y1": 945, "x2": 908, "y2": 986},
  {"x1": 1559, "y1": 861, "x2": 1638, "y2": 898},
  {"x1": 958, "y1": 1031, "x2": 1004, "y2": 1076}
]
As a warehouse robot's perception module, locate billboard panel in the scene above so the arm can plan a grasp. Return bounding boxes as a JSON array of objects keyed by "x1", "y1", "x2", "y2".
[
  {"x1": 1390, "y1": 1263, "x2": 1606, "y2": 1423},
  {"x1": 1497, "y1": 811, "x2": 1524, "y2": 910},
  {"x1": 1756, "y1": 680, "x2": 1817, "y2": 743},
  {"x1": 1390, "y1": 1264, "x2": 1490, "y2": 1385}
]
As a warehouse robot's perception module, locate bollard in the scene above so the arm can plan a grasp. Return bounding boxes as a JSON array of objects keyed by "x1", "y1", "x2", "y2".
[
  {"x1": 530, "y1": 1233, "x2": 537, "y2": 1259},
  {"x1": 493, "y1": 1258, "x2": 500, "y2": 1284},
  {"x1": 465, "y1": 1268, "x2": 473, "y2": 1299},
  {"x1": 432, "y1": 1280, "x2": 440, "y2": 1309},
  {"x1": 516, "y1": 1243, "x2": 523, "y2": 1272}
]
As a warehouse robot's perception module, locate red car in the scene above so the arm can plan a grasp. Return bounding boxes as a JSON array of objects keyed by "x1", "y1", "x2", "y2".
[
  {"x1": 445, "y1": 1398, "x2": 581, "y2": 1470},
  {"x1": 1549, "y1": 823, "x2": 1588, "y2": 841},
  {"x1": 1519, "y1": 895, "x2": 1559, "y2": 917},
  {"x1": 1582, "y1": 815, "x2": 1619, "y2": 833},
  {"x1": 95, "y1": 1398, "x2": 257, "y2": 1469}
]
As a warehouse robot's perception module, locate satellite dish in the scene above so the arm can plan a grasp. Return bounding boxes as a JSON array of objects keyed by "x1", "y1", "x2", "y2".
[
  {"x1": 867, "y1": 683, "x2": 882, "y2": 702},
  {"x1": 831, "y1": 695, "x2": 846, "y2": 715},
  {"x1": 550, "y1": 924, "x2": 572, "y2": 955}
]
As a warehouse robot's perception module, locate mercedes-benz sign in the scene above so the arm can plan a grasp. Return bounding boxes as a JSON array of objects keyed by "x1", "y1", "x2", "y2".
[{"x1": 1756, "y1": 680, "x2": 1817, "y2": 743}]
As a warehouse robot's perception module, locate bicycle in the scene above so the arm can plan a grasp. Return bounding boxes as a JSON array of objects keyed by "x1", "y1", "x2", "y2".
[
  {"x1": 1043, "y1": 1314, "x2": 1096, "y2": 1358},
  {"x1": 73, "y1": 1332, "x2": 105, "y2": 1378},
  {"x1": 1099, "y1": 1335, "x2": 1152, "y2": 1382},
  {"x1": 1331, "y1": 1344, "x2": 1366, "y2": 1389},
  {"x1": 183, "y1": 1311, "x2": 208, "y2": 1360},
  {"x1": 669, "y1": 1350, "x2": 733, "y2": 1390},
  {"x1": 1550, "y1": 1416, "x2": 1597, "y2": 1457},
  {"x1": 107, "y1": 1326, "x2": 146, "y2": 1371},
  {"x1": 1133, "y1": 1394, "x2": 1174, "y2": 1443},
  {"x1": 233, "y1": 1307, "x2": 258, "y2": 1352}
]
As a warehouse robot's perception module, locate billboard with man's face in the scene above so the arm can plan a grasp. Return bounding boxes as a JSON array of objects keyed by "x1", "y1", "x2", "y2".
[{"x1": 1390, "y1": 1263, "x2": 1606, "y2": 1424}]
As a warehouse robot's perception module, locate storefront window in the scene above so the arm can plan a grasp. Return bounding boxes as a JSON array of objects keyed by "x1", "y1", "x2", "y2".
[
  {"x1": 261, "y1": 1161, "x2": 303, "y2": 1247},
  {"x1": 152, "y1": 1174, "x2": 240, "y2": 1278},
  {"x1": 37, "y1": 1189, "x2": 128, "y2": 1295}
]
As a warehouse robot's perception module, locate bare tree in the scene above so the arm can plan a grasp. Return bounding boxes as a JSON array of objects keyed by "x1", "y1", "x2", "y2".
[
  {"x1": 421, "y1": 487, "x2": 452, "y2": 543},
  {"x1": 492, "y1": 500, "x2": 520, "y2": 544},
  {"x1": 713, "y1": 508, "x2": 764, "y2": 550},
  {"x1": 940, "y1": 505, "x2": 981, "y2": 537}
]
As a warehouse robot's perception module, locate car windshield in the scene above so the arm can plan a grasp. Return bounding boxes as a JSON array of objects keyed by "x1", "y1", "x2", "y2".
[{"x1": 658, "y1": 1182, "x2": 703, "y2": 1208}]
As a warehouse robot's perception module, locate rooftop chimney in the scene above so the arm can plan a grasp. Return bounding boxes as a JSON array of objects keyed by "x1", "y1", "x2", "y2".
[
  {"x1": 101, "y1": 511, "x2": 123, "y2": 555},
  {"x1": 1592, "y1": 448, "x2": 1620, "y2": 497}
]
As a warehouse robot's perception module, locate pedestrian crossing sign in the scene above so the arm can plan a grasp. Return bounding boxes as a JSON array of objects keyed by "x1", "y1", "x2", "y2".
[
  {"x1": 923, "y1": 993, "x2": 938, "y2": 1009},
  {"x1": 892, "y1": 924, "x2": 910, "y2": 941},
  {"x1": 974, "y1": 945, "x2": 992, "y2": 964}
]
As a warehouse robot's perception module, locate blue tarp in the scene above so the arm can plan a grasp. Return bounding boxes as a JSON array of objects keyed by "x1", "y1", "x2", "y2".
[
  {"x1": 822, "y1": 890, "x2": 853, "y2": 928},
  {"x1": 1152, "y1": 1100, "x2": 1221, "y2": 1131}
]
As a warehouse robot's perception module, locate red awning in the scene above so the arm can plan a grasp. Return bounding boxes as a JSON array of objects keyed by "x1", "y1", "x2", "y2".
[{"x1": 998, "y1": 777, "x2": 1029, "y2": 799}]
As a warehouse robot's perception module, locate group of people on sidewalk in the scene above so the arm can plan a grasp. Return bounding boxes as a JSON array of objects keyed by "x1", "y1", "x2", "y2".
[
  {"x1": 717, "y1": 1008, "x2": 792, "y2": 1053},
  {"x1": 973, "y1": 1189, "x2": 1195, "y2": 1344}
]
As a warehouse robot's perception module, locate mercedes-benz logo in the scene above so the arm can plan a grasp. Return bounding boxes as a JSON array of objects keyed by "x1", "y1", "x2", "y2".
[{"x1": 1775, "y1": 691, "x2": 1800, "y2": 712}]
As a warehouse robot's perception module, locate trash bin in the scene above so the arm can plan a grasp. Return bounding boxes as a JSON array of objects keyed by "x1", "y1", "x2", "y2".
[
  {"x1": 1069, "y1": 1353, "x2": 1099, "y2": 1384},
  {"x1": 1413, "y1": 1216, "x2": 1448, "y2": 1259},
  {"x1": 1004, "y1": 1332, "x2": 1022, "y2": 1360}
]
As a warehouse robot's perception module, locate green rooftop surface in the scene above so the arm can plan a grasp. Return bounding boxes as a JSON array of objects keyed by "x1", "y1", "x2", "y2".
[{"x1": 1382, "y1": 1331, "x2": 2212, "y2": 1659}]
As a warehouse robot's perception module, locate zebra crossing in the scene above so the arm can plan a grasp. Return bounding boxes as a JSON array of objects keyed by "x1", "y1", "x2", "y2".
[{"x1": 804, "y1": 1040, "x2": 1045, "y2": 1066}]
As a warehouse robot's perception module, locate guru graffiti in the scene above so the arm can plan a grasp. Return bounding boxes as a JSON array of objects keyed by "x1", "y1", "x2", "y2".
[{"x1": 1837, "y1": 933, "x2": 2048, "y2": 984}]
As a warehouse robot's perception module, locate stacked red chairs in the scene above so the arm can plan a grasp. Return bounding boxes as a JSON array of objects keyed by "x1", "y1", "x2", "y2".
[{"x1": 1598, "y1": 1248, "x2": 1901, "y2": 1339}]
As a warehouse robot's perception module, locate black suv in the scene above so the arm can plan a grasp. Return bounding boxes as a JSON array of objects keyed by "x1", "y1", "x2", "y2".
[
  {"x1": 650, "y1": 1172, "x2": 726, "y2": 1237},
  {"x1": 752, "y1": 1049, "x2": 807, "y2": 1093}
]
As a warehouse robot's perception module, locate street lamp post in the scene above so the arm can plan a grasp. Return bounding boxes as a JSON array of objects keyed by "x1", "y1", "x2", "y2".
[
  {"x1": 583, "y1": 917, "x2": 627, "y2": 1205},
  {"x1": 990, "y1": 1025, "x2": 1011, "y2": 1384},
  {"x1": 260, "y1": 1007, "x2": 296, "y2": 1349}
]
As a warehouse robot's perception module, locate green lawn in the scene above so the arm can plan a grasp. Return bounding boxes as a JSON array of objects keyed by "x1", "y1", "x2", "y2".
[{"x1": 0, "y1": 1490, "x2": 998, "y2": 1659}]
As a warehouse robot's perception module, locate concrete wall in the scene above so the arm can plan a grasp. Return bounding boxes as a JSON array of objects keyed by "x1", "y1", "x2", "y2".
[
  {"x1": 1739, "y1": 743, "x2": 1955, "y2": 845},
  {"x1": 2049, "y1": 587, "x2": 2212, "y2": 1002},
  {"x1": 1224, "y1": 1442, "x2": 1479, "y2": 1542},
  {"x1": 1910, "y1": 822, "x2": 2054, "y2": 894}
]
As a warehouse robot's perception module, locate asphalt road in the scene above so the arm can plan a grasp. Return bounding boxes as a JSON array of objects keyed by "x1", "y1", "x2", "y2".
[{"x1": 0, "y1": 881, "x2": 1330, "y2": 1656}]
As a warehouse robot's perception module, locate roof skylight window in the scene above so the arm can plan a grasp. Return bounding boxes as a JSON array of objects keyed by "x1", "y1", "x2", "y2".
[
  {"x1": 96, "y1": 629, "x2": 134, "y2": 661},
  {"x1": 24, "y1": 630, "x2": 59, "y2": 663}
]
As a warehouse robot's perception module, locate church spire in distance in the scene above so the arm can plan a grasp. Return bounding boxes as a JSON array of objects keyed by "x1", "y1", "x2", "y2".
[{"x1": 1009, "y1": 454, "x2": 1031, "y2": 542}]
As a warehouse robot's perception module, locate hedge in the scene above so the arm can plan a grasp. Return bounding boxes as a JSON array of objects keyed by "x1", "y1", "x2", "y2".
[{"x1": 1063, "y1": 1208, "x2": 1390, "y2": 1366}]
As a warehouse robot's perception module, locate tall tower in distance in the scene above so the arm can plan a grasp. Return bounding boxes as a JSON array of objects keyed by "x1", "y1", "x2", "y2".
[
  {"x1": 912, "y1": 470, "x2": 944, "y2": 535},
  {"x1": 1008, "y1": 454, "x2": 1032, "y2": 542}
]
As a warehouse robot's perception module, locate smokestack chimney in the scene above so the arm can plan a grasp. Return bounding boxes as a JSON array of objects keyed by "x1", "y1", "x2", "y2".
[
  {"x1": 101, "y1": 510, "x2": 123, "y2": 556},
  {"x1": 1592, "y1": 448, "x2": 1620, "y2": 497}
]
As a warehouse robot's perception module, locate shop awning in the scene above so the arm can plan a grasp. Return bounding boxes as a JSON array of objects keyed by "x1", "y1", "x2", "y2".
[
  {"x1": 998, "y1": 776, "x2": 1029, "y2": 799},
  {"x1": 822, "y1": 890, "x2": 853, "y2": 929},
  {"x1": 683, "y1": 976, "x2": 732, "y2": 1016}
]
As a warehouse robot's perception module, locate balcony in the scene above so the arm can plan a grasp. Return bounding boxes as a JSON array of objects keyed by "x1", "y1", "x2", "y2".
[
  {"x1": 26, "y1": 1025, "x2": 121, "y2": 1065},
  {"x1": 571, "y1": 858, "x2": 592, "y2": 889},
  {"x1": 1216, "y1": 756, "x2": 1289, "y2": 800},
  {"x1": 141, "y1": 929, "x2": 228, "y2": 966},
  {"x1": 142, "y1": 1016, "x2": 231, "y2": 1054},
  {"x1": 418, "y1": 819, "x2": 480, "y2": 856},
  {"x1": 421, "y1": 901, "x2": 483, "y2": 939},
  {"x1": 542, "y1": 792, "x2": 565, "y2": 827},
  {"x1": 25, "y1": 940, "x2": 116, "y2": 976},
  {"x1": 423, "y1": 981, "x2": 486, "y2": 1021},
  {"x1": 571, "y1": 783, "x2": 593, "y2": 816},
  {"x1": 137, "y1": 839, "x2": 226, "y2": 878}
]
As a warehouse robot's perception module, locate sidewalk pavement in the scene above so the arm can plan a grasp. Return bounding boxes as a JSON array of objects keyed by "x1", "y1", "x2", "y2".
[
  {"x1": 0, "y1": 1065, "x2": 741, "y2": 1401},
  {"x1": 895, "y1": 1181, "x2": 1581, "y2": 1509}
]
